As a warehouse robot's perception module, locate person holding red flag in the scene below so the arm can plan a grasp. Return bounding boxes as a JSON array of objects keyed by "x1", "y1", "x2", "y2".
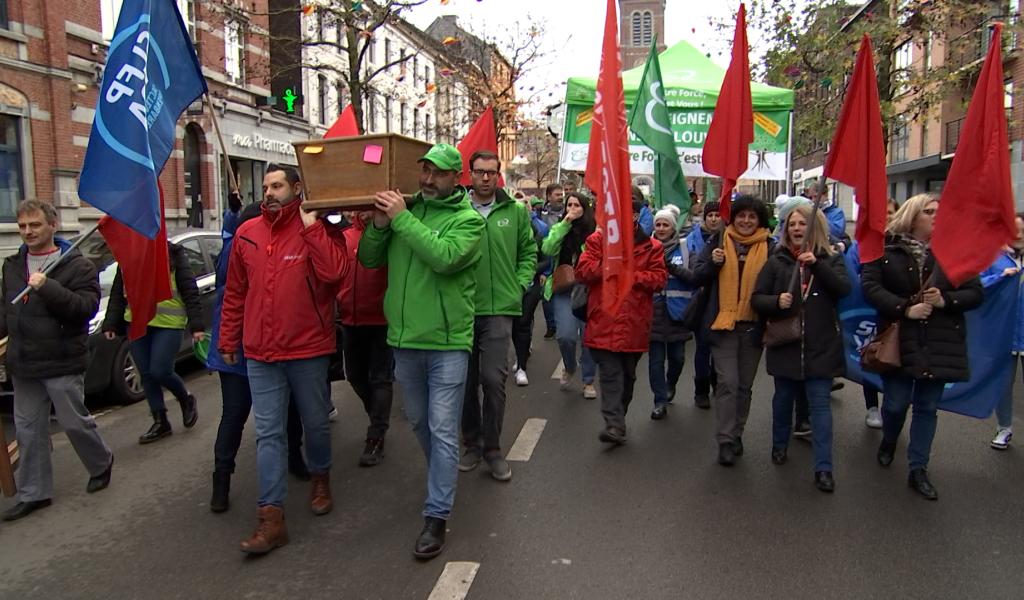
[
  {"x1": 862, "y1": 194, "x2": 982, "y2": 500},
  {"x1": 577, "y1": 199, "x2": 667, "y2": 445}
]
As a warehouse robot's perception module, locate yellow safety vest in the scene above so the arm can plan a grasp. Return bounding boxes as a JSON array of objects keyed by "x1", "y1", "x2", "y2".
[{"x1": 124, "y1": 270, "x2": 188, "y2": 330}]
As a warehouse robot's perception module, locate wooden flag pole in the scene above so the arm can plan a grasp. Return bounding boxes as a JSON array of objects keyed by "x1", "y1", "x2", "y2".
[{"x1": 205, "y1": 94, "x2": 240, "y2": 196}]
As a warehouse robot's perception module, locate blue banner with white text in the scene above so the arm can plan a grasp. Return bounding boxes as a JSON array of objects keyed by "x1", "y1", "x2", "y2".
[
  {"x1": 839, "y1": 252, "x2": 1016, "y2": 418},
  {"x1": 79, "y1": 0, "x2": 206, "y2": 239}
]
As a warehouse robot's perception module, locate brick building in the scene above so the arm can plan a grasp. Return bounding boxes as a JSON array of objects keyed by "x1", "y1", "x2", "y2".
[{"x1": 618, "y1": 0, "x2": 666, "y2": 70}]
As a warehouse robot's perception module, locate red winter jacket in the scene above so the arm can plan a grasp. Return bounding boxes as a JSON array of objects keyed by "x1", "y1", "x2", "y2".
[
  {"x1": 337, "y1": 217, "x2": 387, "y2": 326},
  {"x1": 577, "y1": 230, "x2": 667, "y2": 353},
  {"x1": 219, "y1": 200, "x2": 348, "y2": 362}
]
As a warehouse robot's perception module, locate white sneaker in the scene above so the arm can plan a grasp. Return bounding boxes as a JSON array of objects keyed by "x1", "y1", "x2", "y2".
[
  {"x1": 328, "y1": 406, "x2": 339, "y2": 423},
  {"x1": 865, "y1": 407, "x2": 883, "y2": 429},
  {"x1": 559, "y1": 368, "x2": 573, "y2": 390},
  {"x1": 583, "y1": 384, "x2": 597, "y2": 400},
  {"x1": 515, "y1": 369, "x2": 529, "y2": 386},
  {"x1": 991, "y1": 427, "x2": 1013, "y2": 450}
]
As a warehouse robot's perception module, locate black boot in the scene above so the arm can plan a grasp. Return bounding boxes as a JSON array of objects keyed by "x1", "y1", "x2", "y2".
[
  {"x1": 877, "y1": 439, "x2": 897, "y2": 467},
  {"x1": 179, "y1": 394, "x2": 198, "y2": 428},
  {"x1": 413, "y1": 516, "x2": 447, "y2": 560},
  {"x1": 694, "y1": 378, "x2": 711, "y2": 409},
  {"x1": 139, "y1": 411, "x2": 172, "y2": 444},
  {"x1": 210, "y1": 471, "x2": 231, "y2": 513},
  {"x1": 908, "y1": 468, "x2": 938, "y2": 501}
]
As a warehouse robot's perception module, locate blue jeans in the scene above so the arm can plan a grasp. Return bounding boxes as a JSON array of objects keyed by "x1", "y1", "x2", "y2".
[
  {"x1": 881, "y1": 374, "x2": 945, "y2": 471},
  {"x1": 995, "y1": 356, "x2": 1023, "y2": 428},
  {"x1": 212, "y1": 372, "x2": 305, "y2": 474},
  {"x1": 542, "y1": 298, "x2": 556, "y2": 330},
  {"x1": 772, "y1": 377, "x2": 834, "y2": 472},
  {"x1": 649, "y1": 340, "x2": 685, "y2": 407},
  {"x1": 130, "y1": 326, "x2": 188, "y2": 413},
  {"x1": 247, "y1": 356, "x2": 332, "y2": 507},
  {"x1": 552, "y1": 292, "x2": 595, "y2": 384},
  {"x1": 394, "y1": 348, "x2": 469, "y2": 520}
]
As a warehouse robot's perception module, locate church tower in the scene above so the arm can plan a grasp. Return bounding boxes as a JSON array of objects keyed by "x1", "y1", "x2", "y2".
[{"x1": 619, "y1": 0, "x2": 667, "y2": 69}]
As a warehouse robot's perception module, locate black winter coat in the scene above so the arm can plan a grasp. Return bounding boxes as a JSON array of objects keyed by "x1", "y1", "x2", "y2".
[
  {"x1": 102, "y1": 242, "x2": 205, "y2": 335},
  {"x1": 0, "y1": 246, "x2": 100, "y2": 378},
  {"x1": 650, "y1": 237, "x2": 694, "y2": 343},
  {"x1": 691, "y1": 231, "x2": 777, "y2": 343},
  {"x1": 751, "y1": 247, "x2": 851, "y2": 380},
  {"x1": 861, "y1": 237, "x2": 983, "y2": 382}
]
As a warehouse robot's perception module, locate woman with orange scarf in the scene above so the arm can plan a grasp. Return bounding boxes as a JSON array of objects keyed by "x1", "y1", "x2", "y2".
[{"x1": 692, "y1": 196, "x2": 775, "y2": 466}]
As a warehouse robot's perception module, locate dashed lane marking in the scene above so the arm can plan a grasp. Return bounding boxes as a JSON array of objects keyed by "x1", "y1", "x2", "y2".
[
  {"x1": 427, "y1": 561, "x2": 480, "y2": 600},
  {"x1": 506, "y1": 418, "x2": 547, "y2": 462}
]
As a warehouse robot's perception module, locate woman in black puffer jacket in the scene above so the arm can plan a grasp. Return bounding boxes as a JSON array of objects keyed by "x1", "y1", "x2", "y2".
[
  {"x1": 861, "y1": 193, "x2": 983, "y2": 501},
  {"x1": 753, "y1": 204, "x2": 850, "y2": 493}
]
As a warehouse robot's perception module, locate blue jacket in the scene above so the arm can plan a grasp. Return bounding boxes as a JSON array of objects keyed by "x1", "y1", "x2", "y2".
[
  {"x1": 981, "y1": 249, "x2": 1024, "y2": 353},
  {"x1": 824, "y1": 204, "x2": 846, "y2": 241},
  {"x1": 639, "y1": 205, "x2": 654, "y2": 237},
  {"x1": 662, "y1": 238, "x2": 696, "y2": 320},
  {"x1": 206, "y1": 208, "x2": 247, "y2": 376},
  {"x1": 685, "y1": 224, "x2": 714, "y2": 258}
]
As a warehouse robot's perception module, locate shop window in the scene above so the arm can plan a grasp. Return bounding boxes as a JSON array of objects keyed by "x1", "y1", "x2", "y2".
[{"x1": 0, "y1": 114, "x2": 23, "y2": 220}]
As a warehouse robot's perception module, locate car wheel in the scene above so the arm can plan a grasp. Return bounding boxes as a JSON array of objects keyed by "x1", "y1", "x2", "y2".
[{"x1": 111, "y1": 341, "x2": 145, "y2": 405}]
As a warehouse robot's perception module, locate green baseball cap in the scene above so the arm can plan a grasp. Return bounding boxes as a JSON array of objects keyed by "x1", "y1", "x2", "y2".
[
  {"x1": 418, "y1": 144, "x2": 463, "y2": 172},
  {"x1": 530, "y1": 197, "x2": 544, "y2": 206}
]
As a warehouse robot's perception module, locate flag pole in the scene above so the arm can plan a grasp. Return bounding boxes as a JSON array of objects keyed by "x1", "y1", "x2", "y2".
[
  {"x1": 205, "y1": 93, "x2": 239, "y2": 197},
  {"x1": 10, "y1": 221, "x2": 102, "y2": 304}
]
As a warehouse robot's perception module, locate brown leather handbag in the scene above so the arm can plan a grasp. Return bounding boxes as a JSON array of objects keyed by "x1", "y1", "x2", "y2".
[
  {"x1": 860, "y1": 321, "x2": 901, "y2": 373},
  {"x1": 763, "y1": 314, "x2": 801, "y2": 348},
  {"x1": 551, "y1": 264, "x2": 576, "y2": 295}
]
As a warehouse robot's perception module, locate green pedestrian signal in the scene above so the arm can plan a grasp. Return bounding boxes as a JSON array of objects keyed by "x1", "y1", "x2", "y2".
[{"x1": 282, "y1": 88, "x2": 298, "y2": 113}]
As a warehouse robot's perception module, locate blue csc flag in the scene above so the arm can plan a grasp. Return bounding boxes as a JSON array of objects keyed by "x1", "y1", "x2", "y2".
[{"x1": 79, "y1": 0, "x2": 206, "y2": 239}]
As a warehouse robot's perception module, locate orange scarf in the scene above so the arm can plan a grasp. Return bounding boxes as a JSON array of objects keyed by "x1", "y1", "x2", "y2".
[{"x1": 711, "y1": 226, "x2": 770, "y2": 331}]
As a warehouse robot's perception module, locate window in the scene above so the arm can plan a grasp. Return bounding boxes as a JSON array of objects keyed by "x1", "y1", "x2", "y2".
[
  {"x1": 424, "y1": 65, "x2": 431, "y2": 86},
  {"x1": 1006, "y1": 79, "x2": 1014, "y2": 124},
  {"x1": 413, "y1": 56, "x2": 419, "y2": 85},
  {"x1": 631, "y1": 11, "x2": 641, "y2": 46},
  {"x1": 399, "y1": 48, "x2": 407, "y2": 80},
  {"x1": 367, "y1": 37, "x2": 376, "y2": 63},
  {"x1": 316, "y1": 8, "x2": 324, "y2": 42},
  {"x1": 890, "y1": 116, "x2": 909, "y2": 163},
  {"x1": 425, "y1": 114, "x2": 433, "y2": 141},
  {"x1": 641, "y1": 11, "x2": 653, "y2": 46},
  {"x1": 385, "y1": 38, "x2": 392, "y2": 70},
  {"x1": 335, "y1": 17, "x2": 342, "y2": 46},
  {"x1": 0, "y1": 114, "x2": 23, "y2": 218},
  {"x1": 923, "y1": 31, "x2": 933, "y2": 71},
  {"x1": 224, "y1": 20, "x2": 245, "y2": 84},
  {"x1": 384, "y1": 97, "x2": 392, "y2": 132},
  {"x1": 413, "y1": 108, "x2": 420, "y2": 137},
  {"x1": 318, "y1": 75, "x2": 328, "y2": 125},
  {"x1": 893, "y1": 41, "x2": 912, "y2": 95},
  {"x1": 0, "y1": 0, "x2": 8, "y2": 29},
  {"x1": 367, "y1": 93, "x2": 377, "y2": 131},
  {"x1": 400, "y1": 102, "x2": 408, "y2": 135},
  {"x1": 337, "y1": 82, "x2": 347, "y2": 112}
]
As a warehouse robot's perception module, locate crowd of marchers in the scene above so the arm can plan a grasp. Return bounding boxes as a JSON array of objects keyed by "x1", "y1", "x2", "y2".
[{"x1": 3, "y1": 143, "x2": 1022, "y2": 561}]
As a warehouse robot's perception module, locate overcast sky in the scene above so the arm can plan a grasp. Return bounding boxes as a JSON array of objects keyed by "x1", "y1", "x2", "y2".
[{"x1": 406, "y1": 0, "x2": 750, "y2": 116}]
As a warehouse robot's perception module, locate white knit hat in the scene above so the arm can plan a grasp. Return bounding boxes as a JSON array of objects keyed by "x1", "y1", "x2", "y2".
[{"x1": 654, "y1": 207, "x2": 678, "y2": 231}]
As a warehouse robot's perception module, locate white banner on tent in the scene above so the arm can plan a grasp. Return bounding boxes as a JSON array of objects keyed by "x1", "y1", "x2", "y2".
[{"x1": 559, "y1": 142, "x2": 788, "y2": 181}]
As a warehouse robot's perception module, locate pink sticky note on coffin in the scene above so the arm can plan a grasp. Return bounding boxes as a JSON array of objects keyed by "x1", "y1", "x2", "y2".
[{"x1": 363, "y1": 144, "x2": 384, "y2": 164}]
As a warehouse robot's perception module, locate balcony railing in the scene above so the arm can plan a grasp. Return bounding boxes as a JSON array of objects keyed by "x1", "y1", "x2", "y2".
[
  {"x1": 944, "y1": 116, "x2": 966, "y2": 155},
  {"x1": 947, "y1": 14, "x2": 1018, "y2": 71}
]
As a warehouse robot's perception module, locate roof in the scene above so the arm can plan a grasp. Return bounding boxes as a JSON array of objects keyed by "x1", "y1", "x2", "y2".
[{"x1": 564, "y1": 40, "x2": 794, "y2": 111}]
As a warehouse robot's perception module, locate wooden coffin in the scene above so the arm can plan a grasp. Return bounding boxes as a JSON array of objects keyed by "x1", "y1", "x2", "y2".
[{"x1": 293, "y1": 133, "x2": 433, "y2": 211}]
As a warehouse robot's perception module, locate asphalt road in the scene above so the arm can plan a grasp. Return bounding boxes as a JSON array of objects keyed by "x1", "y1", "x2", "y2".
[{"x1": 1, "y1": 323, "x2": 1023, "y2": 599}]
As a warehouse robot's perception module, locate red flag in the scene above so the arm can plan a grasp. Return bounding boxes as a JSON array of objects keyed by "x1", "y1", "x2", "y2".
[
  {"x1": 701, "y1": 2, "x2": 752, "y2": 222},
  {"x1": 456, "y1": 107, "x2": 504, "y2": 186},
  {"x1": 933, "y1": 23, "x2": 1017, "y2": 286},
  {"x1": 98, "y1": 184, "x2": 172, "y2": 341},
  {"x1": 324, "y1": 104, "x2": 359, "y2": 138},
  {"x1": 823, "y1": 35, "x2": 888, "y2": 263},
  {"x1": 584, "y1": 0, "x2": 634, "y2": 312}
]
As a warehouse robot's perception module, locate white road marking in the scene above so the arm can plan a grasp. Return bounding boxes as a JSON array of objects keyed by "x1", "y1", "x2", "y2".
[
  {"x1": 427, "y1": 561, "x2": 480, "y2": 600},
  {"x1": 550, "y1": 359, "x2": 564, "y2": 380},
  {"x1": 506, "y1": 418, "x2": 547, "y2": 462}
]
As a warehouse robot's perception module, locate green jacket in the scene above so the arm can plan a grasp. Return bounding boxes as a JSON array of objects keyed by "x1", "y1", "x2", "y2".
[
  {"x1": 358, "y1": 188, "x2": 485, "y2": 351},
  {"x1": 470, "y1": 189, "x2": 537, "y2": 316},
  {"x1": 540, "y1": 220, "x2": 573, "y2": 301}
]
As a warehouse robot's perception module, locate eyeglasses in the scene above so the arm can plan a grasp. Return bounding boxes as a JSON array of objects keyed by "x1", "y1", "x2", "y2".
[
  {"x1": 471, "y1": 169, "x2": 499, "y2": 178},
  {"x1": 921, "y1": 208, "x2": 937, "y2": 216}
]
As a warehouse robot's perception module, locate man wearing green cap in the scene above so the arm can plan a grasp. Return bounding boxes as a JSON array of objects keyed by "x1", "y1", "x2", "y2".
[{"x1": 358, "y1": 143, "x2": 485, "y2": 560}]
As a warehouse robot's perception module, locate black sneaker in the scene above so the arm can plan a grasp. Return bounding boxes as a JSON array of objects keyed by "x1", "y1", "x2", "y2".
[
  {"x1": 359, "y1": 438, "x2": 385, "y2": 467},
  {"x1": 86, "y1": 455, "x2": 114, "y2": 493},
  {"x1": 543, "y1": 327, "x2": 556, "y2": 339},
  {"x1": 1, "y1": 499, "x2": 52, "y2": 522},
  {"x1": 694, "y1": 394, "x2": 711, "y2": 410},
  {"x1": 598, "y1": 427, "x2": 627, "y2": 445},
  {"x1": 458, "y1": 447, "x2": 482, "y2": 472},
  {"x1": 650, "y1": 405, "x2": 668, "y2": 420}
]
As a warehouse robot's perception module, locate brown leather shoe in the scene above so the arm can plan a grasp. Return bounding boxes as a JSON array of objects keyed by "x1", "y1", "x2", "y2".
[
  {"x1": 310, "y1": 472, "x2": 333, "y2": 515},
  {"x1": 239, "y1": 505, "x2": 289, "y2": 555}
]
